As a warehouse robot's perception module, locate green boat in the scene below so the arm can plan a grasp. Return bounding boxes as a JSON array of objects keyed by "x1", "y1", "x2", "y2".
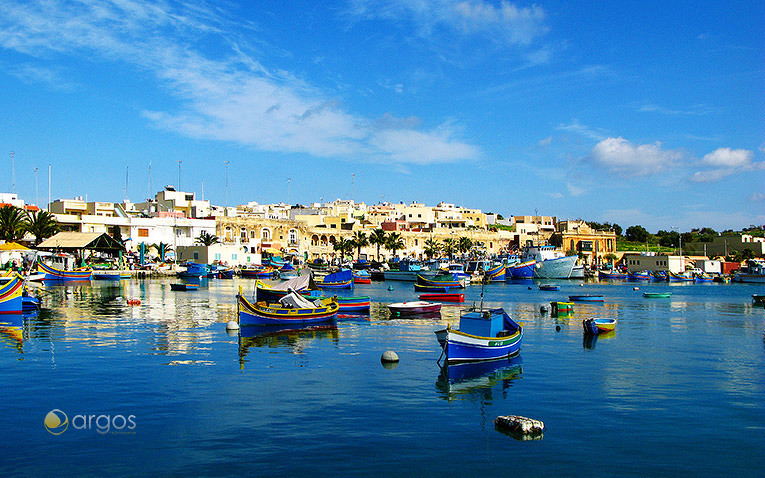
[{"x1": 643, "y1": 292, "x2": 671, "y2": 298}]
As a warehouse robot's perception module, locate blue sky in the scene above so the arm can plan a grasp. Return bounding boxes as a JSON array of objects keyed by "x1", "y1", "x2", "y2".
[{"x1": 1, "y1": 0, "x2": 762, "y2": 232}]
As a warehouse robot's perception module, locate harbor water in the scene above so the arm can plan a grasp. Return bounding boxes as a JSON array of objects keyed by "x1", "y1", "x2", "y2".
[{"x1": 2, "y1": 277, "x2": 764, "y2": 476}]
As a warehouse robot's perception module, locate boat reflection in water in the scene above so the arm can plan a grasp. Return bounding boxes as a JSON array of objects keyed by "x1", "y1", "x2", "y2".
[
  {"x1": 0, "y1": 310, "x2": 38, "y2": 354},
  {"x1": 436, "y1": 355, "x2": 523, "y2": 402},
  {"x1": 238, "y1": 324, "x2": 339, "y2": 366},
  {"x1": 583, "y1": 330, "x2": 615, "y2": 350}
]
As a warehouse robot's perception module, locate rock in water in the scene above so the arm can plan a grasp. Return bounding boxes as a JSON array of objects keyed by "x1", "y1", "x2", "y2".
[{"x1": 494, "y1": 415, "x2": 545, "y2": 440}]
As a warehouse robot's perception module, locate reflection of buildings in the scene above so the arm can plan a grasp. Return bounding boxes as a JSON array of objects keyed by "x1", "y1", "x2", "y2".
[{"x1": 238, "y1": 325, "x2": 339, "y2": 368}]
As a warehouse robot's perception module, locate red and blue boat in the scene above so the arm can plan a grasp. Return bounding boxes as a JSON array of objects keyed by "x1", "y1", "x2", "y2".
[
  {"x1": 419, "y1": 293, "x2": 464, "y2": 302},
  {"x1": 599, "y1": 270, "x2": 628, "y2": 280},
  {"x1": 241, "y1": 266, "x2": 276, "y2": 279},
  {"x1": 0, "y1": 274, "x2": 24, "y2": 314},
  {"x1": 627, "y1": 271, "x2": 652, "y2": 281},
  {"x1": 435, "y1": 307, "x2": 523, "y2": 363},
  {"x1": 508, "y1": 260, "x2": 535, "y2": 279},
  {"x1": 335, "y1": 296, "x2": 371, "y2": 312},
  {"x1": 37, "y1": 260, "x2": 92, "y2": 281}
]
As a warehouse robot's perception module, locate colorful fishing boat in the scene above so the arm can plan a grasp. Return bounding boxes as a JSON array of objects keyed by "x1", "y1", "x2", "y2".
[
  {"x1": 668, "y1": 271, "x2": 694, "y2": 282},
  {"x1": 582, "y1": 317, "x2": 617, "y2": 335},
  {"x1": 435, "y1": 307, "x2": 523, "y2": 363},
  {"x1": 627, "y1": 271, "x2": 652, "y2": 281},
  {"x1": 315, "y1": 269, "x2": 354, "y2": 289},
  {"x1": 170, "y1": 283, "x2": 198, "y2": 291},
  {"x1": 484, "y1": 263, "x2": 506, "y2": 282},
  {"x1": 569, "y1": 294, "x2": 605, "y2": 302},
  {"x1": 419, "y1": 293, "x2": 465, "y2": 302},
  {"x1": 37, "y1": 260, "x2": 92, "y2": 281},
  {"x1": 237, "y1": 289, "x2": 338, "y2": 326},
  {"x1": 241, "y1": 266, "x2": 277, "y2": 279},
  {"x1": 335, "y1": 296, "x2": 371, "y2": 312},
  {"x1": 598, "y1": 270, "x2": 628, "y2": 280},
  {"x1": 694, "y1": 272, "x2": 714, "y2": 283},
  {"x1": 352, "y1": 270, "x2": 372, "y2": 284},
  {"x1": 387, "y1": 301, "x2": 441, "y2": 317},
  {"x1": 255, "y1": 275, "x2": 319, "y2": 302},
  {"x1": 0, "y1": 274, "x2": 24, "y2": 314},
  {"x1": 651, "y1": 271, "x2": 668, "y2": 281},
  {"x1": 508, "y1": 260, "x2": 535, "y2": 279},
  {"x1": 177, "y1": 262, "x2": 209, "y2": 279},
  {"x1": 643, "y1": 292, "x2": 671, "y2": 298}
]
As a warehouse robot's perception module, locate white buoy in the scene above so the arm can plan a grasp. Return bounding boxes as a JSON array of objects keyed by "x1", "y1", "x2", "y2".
[
  {"x1": 226, "y1": 320, "x2": 240, "y2": 330},
  {"x1": 381, "y1": 350, "x2": 399, "y2": 363},
  {"x1": 115, "y1": 296, "x2": 123, "y2": 301},
  {"x1": 633, "y1": 287, "x2": 639, "y2": 291}
]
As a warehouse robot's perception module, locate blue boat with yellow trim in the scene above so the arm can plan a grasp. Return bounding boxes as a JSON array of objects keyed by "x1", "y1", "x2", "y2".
[
  {"x1": 37, "y1": 259, "x2": 92, "y2": 281},
  {"x1": 435, "y1": 307, "x2": 523, "y2": 363},
  {"x1": 237, "y1": 288, "x2": 338, "y2": 326}
]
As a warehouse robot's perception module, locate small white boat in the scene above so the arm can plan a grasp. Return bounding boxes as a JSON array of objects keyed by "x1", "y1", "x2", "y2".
[{"x1": 387, "y1": 301, "x2": 441, "y2": 316}]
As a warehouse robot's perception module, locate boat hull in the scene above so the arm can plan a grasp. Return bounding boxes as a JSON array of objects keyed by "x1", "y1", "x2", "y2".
[
  {"x1": 485, "y1": 264, "x2": 506, "y2": 282},
  {"x1": 336, "y1": 296, "x2": 370, "y2": 312},
  {"x1": 419, "y1": 293, "x2": 464, "y2": 302},
  {"x1": 569, "y1": 295, "x2": 604, "y2": 302},
  {"x1": 37, "y1": 261, "x2": 92, "y2": 281},
  {"x1": 435, "y1": 327, "x2": 522, "y2": 363},
  {"x1": 0, "y1": 275, "x2": 24, "y2": 314},
  {"x1": 533, "y1": 255, "x2": 577, "y2": 279},
  {"x1": 388, "y1": 301, "x2": 441, "y2": 316},
  {"x1": 509, "y1": 261, "x2": 535, "y2": 279}
]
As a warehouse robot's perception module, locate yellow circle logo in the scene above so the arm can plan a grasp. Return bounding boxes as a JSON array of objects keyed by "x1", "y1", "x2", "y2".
[{"x1": 44, "y1": 409, "x2": 68, "y2": 435}]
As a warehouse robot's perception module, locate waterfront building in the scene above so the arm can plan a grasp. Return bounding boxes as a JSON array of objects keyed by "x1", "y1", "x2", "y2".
[
  {"x1": 622, "y1": 252, "x2": 684, "y2": 274},
  {"x1": 550, "y1": 220, "x2": 618, "y2": 267},
  {"x1": 685, "y1": 234, "x2": 765, "y2": 258}
]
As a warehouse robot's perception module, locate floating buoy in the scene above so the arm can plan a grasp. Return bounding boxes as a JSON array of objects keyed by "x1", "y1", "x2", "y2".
[
  {"x1": 633, "y1": 287, "x2": 639, "y2": 291},
  {"x1": 381, "y1": 350, "x2": 399, "y2": 363},
  {"x1": 579, "y1": 283, "x2": 584, "y2": 287},
  {"x1": 494, "y1": 415, "x2": 545, "y2": 440},
  {"x1": 115, "y1": 296, "x2": 123, "y2": 302},
  {"x1": 528, "y1": 286, "x2": 532, "y2": 290},
  {"x1": 226, "y1": 321, "x2": 239, "y2": 330},
  {"x1": 555, "y1": 325, "x2": 561, "y2": 332},
  {"x1": 387, "y1": 285, "x2": 394, "y2": 291},
  {"x1": 540, "y1": 304, "x2": 549, "y2": 314}
]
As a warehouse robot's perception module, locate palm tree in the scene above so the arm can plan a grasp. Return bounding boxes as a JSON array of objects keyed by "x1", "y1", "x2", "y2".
[
  {"x1": 458, "y1": 236, "x2": 473, "y2": 257},
  {"x1": 423, "y1": 238, "x2": 441, "y2": 260},
  {"x1": 351, "y1": 230, "x2": 368, "y2": 260},
  {"x1": 25, "y1": 210, "x2": 60, "y2": 245},
  {"x1": 368, "y1": 228, "x2": 388, "y2": 261},
  {"x1": 151, "y1": 242, "x2": 174, "y2": 262},
  {"x1": 442, "y1": 237, "x2": 457, "y2": 261},
  {"x1": 386, "y1": 232, "x2": 405, "y2": 259},
  {"x1": 0, "y1": 206, "x2": 27, "y2": 242},
  {"x1": 333, "y1": 237, "x2": 352, "y2": 262},
  {"x1": 195, "y1": 231, "x2": 220, "y2": 246}
]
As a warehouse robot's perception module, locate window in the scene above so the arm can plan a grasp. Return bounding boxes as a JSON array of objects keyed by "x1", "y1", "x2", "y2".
[
  {"x1": 193, "y1": 252, "x2": 199, "y2": 260},
  {"x1": 214, "y1": 253, "x2": 221, "y2": 260},
  {"x1": 138, "y1": 228, "x2": 149, "y2": 237},
  {"x1": 241, "y1": 228, "x2": 247, "y2": 240},
  {"x1": 289, "y1": 229, "x2": 298, "y2": 244},
  {"x1": 250, "y1": 231, "x2": 256, "y2": 239},
  {"x1": 261, "y1": 228, "x2": 271, "y2": 241},
  {"x1": 232, "y1": 254, "x2": 238, "y2": 260}
]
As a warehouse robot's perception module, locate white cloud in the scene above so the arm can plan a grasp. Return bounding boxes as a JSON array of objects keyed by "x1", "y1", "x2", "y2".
[
  {"x1": 749, "y1": 192, "x2": 765, "y2": 201},
  {"x1": 689, "y1": 147, "x2": 763, "y2": 183},
  {"x1": 588, "y1": 137, "x2": 683, "y2": 176},
  {"x1": 556, "y1": 119, "x2": 607, "y2": 141},
  {"x1": 0, "y1": 0, "x2": 479, "y2": 165},
  {"x1": 349, "y1": 0, "x2": 548, "y2": 46},
  {"x1": 537, "y1": 136, "x2": 552, "y2": 147}
]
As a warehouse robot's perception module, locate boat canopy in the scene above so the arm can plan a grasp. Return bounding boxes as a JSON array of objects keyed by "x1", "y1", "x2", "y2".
[
  {"x1": 323, "y1": 269, "x2": 353, "y2": 282},
  {"x1": 266, "y1": 274, "x2": 318, "y2": 291}
]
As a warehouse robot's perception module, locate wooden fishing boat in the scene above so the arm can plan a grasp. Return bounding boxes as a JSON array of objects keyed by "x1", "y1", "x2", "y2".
[
  {"x1": 694, "y1": 272, "x2": 714, "y2": 283},
  {"x1": 335, "y1": 296, "x2": 371, "y2": 312},
  {"x1": 668, "y1": 271, "x2": 694, "y2": 282},
  {"x1": 93, "y1": 272, "x2": 124, "y2": 280},
  {"x1": 598, "y1": 270, "x2": 627, "y2": 280},
  {"x1": 539, "y1": 284, "x2": 560, "y2": 291},
  {"x1": 315, "y1": 269, "x2": 354, "y2": 289},
  {"x1": 752, "y1": 294, "x2": 764, "y2": 306},
  {"x1": 435, "y1": 307, "x2": 523, "y2": 363},
  {"x1": 582, "y1": 317, "x2": 617, "y2": 335},
  {"x1": 170, "y1": 283, "x2": 198, "y2": 291},
  {"x1": 387, "y1": 301, "x2": 441, "y2": 317},
  {"x1": 484, "y1": 264, "x2": 506, "y2": 282},
  {"x1": 37, "y1": 260, "x2": 92, "y2": 281},
  {"x1": 643, "y1": 292, "x2": 671, "y2": 298},
  {"x1": 413, "y1": 283, "x2": 452, "y2": 293},
  {"x1": 627, "y1": 271, "x2": 652, "y2": 281},
  {"x1": 0, "y1": 274, "x2": 24, "y2": 314},
  {"x1": 569, "y1": 294, "x2": 604, "y2": 302},
  {"x1": 237, "y1": 289, "x2": 338, "y2": 326},
  {"x1": 419, "y1": 293, "x2": 464, "y2": 302},
  {"x1": 550, "y1": 301, "x2": 574, "y2": 314},
  {"x1": 241, "y1": 266, "x2": 276, "y2": 279},
  {"x1": 352, "y1": 270, "x2": 372, "y2": 284},
  {"x1": 416, "y1": 273, "x2": 465, "y2": 288}
]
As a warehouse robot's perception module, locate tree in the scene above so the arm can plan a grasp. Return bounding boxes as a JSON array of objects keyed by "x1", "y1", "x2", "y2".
[
  {"x1": 0, "y1": 206, "x2": 27, "y2": 242},
  {"x1": 151, "y1": 242, "x2": 174, "y2": 262},
  {"x1": 442, "y1": 237, "x2": 457, "y2": 260},
  {"x1": 24, "y1": 210, "x2": 60, "y2": 245},
  {"x1": 195, "y1": 231, "x2": 220, "y2": 246},
  {"x1": 625, "y1": 225, "x2": 649, "y2": 243},
  {"x1": 386, "y1": 232, "x2": 405, "y2": 259},
  {"x1": 333, "y1": 237, "x2": 352, "y2": 261},
  {"x1": 423, "y1": 238, "x2": 441, "y2": 259},
  {"x1": 368, "y1": 228, "x2": 388, "y2": 261},
  {"x1": 457, "y1": 236, "x2": 473, "y2": 256},
  {"x1": 350, "y1": 230, "x2": 368, "y2": 260},
  {"x1": 603, "y1": 253, "x2": 617, "y2": 266}
]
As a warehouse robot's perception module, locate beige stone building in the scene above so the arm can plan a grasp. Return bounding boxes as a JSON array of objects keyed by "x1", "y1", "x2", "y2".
[{"x1": 549, "y1": 220, "x2": 617, "y2": 266}]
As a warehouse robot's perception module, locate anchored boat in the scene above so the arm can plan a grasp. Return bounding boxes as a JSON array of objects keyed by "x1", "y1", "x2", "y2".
[{"x1": 435, "y1": 307, "x2": 523, "y2": 363}]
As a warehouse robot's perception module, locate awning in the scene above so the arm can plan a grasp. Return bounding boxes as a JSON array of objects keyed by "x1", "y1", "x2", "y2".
[
  {"x1": 263, "y1": 247, "x2": 282, "y2": 254},
  {"x1": 37, "y1": 232, "x2": 125, "y2": 251},
  {"x1": 0, "y1": 242, "x2": 30, "y2": 251}
]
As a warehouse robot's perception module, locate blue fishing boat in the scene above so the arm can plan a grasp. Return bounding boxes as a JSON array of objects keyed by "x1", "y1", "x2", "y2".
[
  {"x1": 177, "y1": 262, "x2": 209, "y2": 279},
  {"x1": 582, "y1": 318, "x2": 617, "y2": 335},
  {"x1": 0, "y1": 274, "x2": 24, "y2": 314},
  {"x1": 599, "y1": 270, "x2": 628, "y2": 280},
  {"x1": 170, "y1": 283, "x2": 198, "y2": 291},
  {"x1": 627, "y1": 271, "x2": 652, "y2": 281},
  {"x1": 37, "y1": 260, "x2": 92, "y2": 281},
  {"x1": 434, "y1": 308, "x2": 523, "y2": 363},
  {"x1": 508, "y1": 260, "x2": 535, "y2": 279},
  {"x1": 315, "y1": 269, "x2": 354, "y2": 289},
  {"x1": 484, "y1": 263, "x2": 506, "y2": 282},
  {"x1": 335, "y1": 296, "x2": 371, "y2": 313},
  {"x1": 668, "y1": 271, "x2": 694, "y2": 282},
  {"x1": 539, "y1": 284, "x2": 560, "y2": 291},
  {"x1": 569, "y1": 294, "x2": 605, "y2": 302},
  {"x1": 694, "y1": 272, "x2": 714, "y2": 283},
  {"x1": 651, "y1": 271, "x2": 668, "y2": 281}
]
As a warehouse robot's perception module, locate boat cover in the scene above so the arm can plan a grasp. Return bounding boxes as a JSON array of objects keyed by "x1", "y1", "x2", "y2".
[
  {"x1": 278, "y1": 290, "x2": 320, "y2": 309},
  {"x1": 264, "y1": 274, "x2": 317, "y2": 291},
  {"x1": 322, "y1": 269, "x2": 353, "y2": 283}
]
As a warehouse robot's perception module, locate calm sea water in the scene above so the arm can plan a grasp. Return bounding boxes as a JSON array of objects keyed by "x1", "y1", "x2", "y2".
[{"x1": 2, "y1": 276, "x2": 764, "y2": 477}]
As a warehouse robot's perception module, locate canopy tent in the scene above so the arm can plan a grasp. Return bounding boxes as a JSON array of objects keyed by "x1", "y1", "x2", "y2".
[
  {"x1": 36, "y1": 232, "x2": 125, "y2": 252},
  {"x1": 263, "y1": 247, "x2": 282, "y2": 255}
]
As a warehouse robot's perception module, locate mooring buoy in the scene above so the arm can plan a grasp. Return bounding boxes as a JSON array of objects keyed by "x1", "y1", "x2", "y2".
[
  {"x1": 381, "y1": 350, "x2": 399, "y2": 363},
  {"x1": 226, "y1": 321, "x2": 240, "y2": 330}
]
